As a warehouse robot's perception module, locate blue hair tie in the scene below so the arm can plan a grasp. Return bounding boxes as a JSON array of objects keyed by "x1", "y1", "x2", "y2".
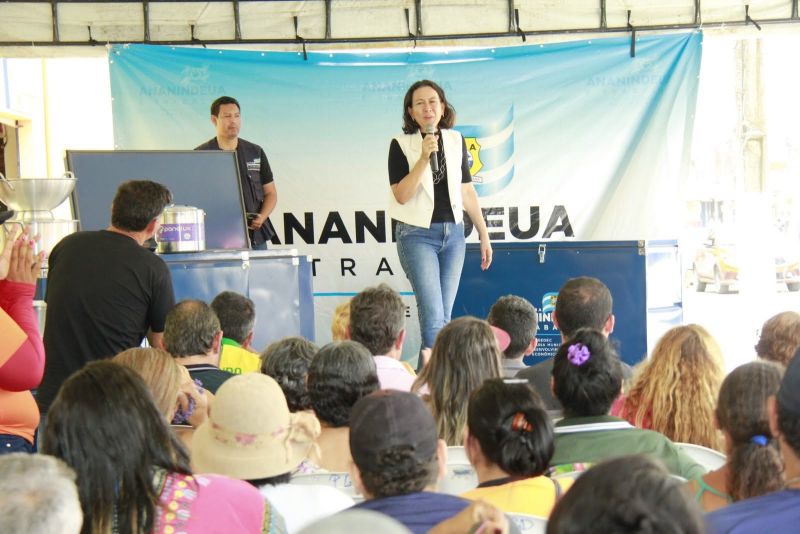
[{"x1": 750, "y1": 435, "x2": 768, "y2": 446}]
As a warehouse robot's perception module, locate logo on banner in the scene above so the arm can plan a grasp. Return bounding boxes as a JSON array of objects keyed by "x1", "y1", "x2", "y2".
[
  {"x1": 464, "y1": 138, "x2": 483, "y2": 175},
  {"x1": 456, "y1": 106, "x2": 515, "y2": 198},
  {"x1": 180, "y1": 65, "x2": 210, "y2": 87},
  {"x1": 542, "y1": 292, "x2": 558, "y2": 314}
]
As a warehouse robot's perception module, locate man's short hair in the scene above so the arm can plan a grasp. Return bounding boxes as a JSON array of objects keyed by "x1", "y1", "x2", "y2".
[
  {"x1": 350, "y1": 390, "x2": 439, "y2": 498},
  {"x1": 487, "y1": 295, "x2": 538, "y2": 359},
  {"x1": 349, "y1": 284, "x2": 405, "y2": 355},
  {"x1": 555, "y1": 277, "x2": 613, "y2": 337},
  {"x1": 0, "y1": 453, "x2": 83, "y2": 534},
  {"x1": 756, "y1": 311, "x2": 800, "y2": 366},
  {"x1": 110, "y1": 180, "x2": 172, "y2": 232},
  {"x1": 211, "y1": 96, "x2": 240, "y2": 116},
  {"x1": 210, "y1": 291, "x2": 256, "y2": 344},
  {"x1": 163, "y1": 300, "x2": 221, "y2": 357}
]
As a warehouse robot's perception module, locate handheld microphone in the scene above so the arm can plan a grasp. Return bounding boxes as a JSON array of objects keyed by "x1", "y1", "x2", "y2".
[{"x1": 424, "y1": 123, "x2": 439, "y2": 173}]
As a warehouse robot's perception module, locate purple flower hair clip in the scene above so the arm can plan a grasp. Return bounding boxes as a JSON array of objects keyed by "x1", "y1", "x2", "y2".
[{"x1": 567, "y1": 343, "x2": 591, "y2": 366}]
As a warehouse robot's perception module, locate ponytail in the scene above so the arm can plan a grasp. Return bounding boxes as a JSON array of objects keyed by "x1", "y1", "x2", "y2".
[{"x1": 727, "y1": 436, "x2": 783, "y2": 501}]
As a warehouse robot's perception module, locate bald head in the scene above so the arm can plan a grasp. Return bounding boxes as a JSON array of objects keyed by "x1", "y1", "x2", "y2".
[{"x1": 163, "y1": 299, "x2": 221, "y2": 357}]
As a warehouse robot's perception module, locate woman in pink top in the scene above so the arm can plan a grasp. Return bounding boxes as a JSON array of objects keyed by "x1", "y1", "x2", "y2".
[
  {"x1": 43, "y1": 360, "x2": 286, "y2": 533},
  {"x1": 0, "y1": 227, "x2": 45, "y2": 453}
]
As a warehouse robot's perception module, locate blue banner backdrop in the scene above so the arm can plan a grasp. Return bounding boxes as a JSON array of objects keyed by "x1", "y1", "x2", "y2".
[{"x1": 109, "y1": 33, "x2": 702, "y2": 351}]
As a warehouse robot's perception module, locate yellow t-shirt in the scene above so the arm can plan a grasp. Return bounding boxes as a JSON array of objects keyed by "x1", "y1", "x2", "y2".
[
  {"x1": 461, "y1": 476, "x2": 572, "y2": 517},
  {"x1": 218, "y1": 340, "x2": 261, "y2": 375}
]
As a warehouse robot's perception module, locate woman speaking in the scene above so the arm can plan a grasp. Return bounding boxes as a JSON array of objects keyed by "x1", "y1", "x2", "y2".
[{"x1": 388, "y1": 80, "x2": 492, "y2": 358}]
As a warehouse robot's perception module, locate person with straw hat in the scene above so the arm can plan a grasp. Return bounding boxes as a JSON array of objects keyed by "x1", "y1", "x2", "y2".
[{"x1": 193, "y1": 373, "x2": 355, "y2": 533}]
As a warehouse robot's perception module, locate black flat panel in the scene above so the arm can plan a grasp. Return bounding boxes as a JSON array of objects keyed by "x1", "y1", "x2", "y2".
[{"x1": 66, "y1": 150, "x2": 249, "y2": 250}]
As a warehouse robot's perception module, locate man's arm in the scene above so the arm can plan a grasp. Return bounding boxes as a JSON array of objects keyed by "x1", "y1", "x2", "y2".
[
  {"x1": 147, "y1": 330, "x2": 165, "y2": 350},
  {"x1": 251, "y1": 182, "x2": 277, "y2": 230}
]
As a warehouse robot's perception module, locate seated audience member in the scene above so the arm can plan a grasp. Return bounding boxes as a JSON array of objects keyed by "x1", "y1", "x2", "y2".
[
  {"x1": 487, "y1": 295, "x2": 538, "y2": 377},
  {"x1": 211, "y1": 291, "x2": 261, "y2": 374},
  {"x1": 687, "y1": 360, "x2": 784, "y2": 512},
  {"x1": 330, "y1": 300, "x2": 351, "y2": 341},
  {"x1": 43, "y1": 361, "x2": 283, "y2": 533},
  {"x1": 0, "y1": 228, "x2": 45, "y2": 454},
  {"x1": 163, "y1": 299, "x2": 233, "y2": 393},
  {"x1": 516, "y1": 276, "x2": 632, "y2": 410},
  {"x1": 349, "y1": 390, "x2": 472, "y2": 533},
  {"x1": 192, "y1": 373, "x2": 354, "y2": 533},
  {"x1": 613, "y1": 324, "x2": 724, "y2": 450},
  {"x1": 113, "y1": 347, "x2": 208, "y2": 450},
  {"x1": 113, "y1": 347, "x2": 205, "y2": 423},
  {"x1": 412, "y1": 316, "x2": 503, "y2": 445},
  {"x1": 706, "y1": 348, "x2": 800, "y2": 533},
  {"x1": 306, "y1": 341, "x2": 380, "y2": 472},
  {"x1": 261, "y1": 336, "x2": 318, "y2": 412},
  {"x1": 550, "y1": 328, "x2": 704, "y2": 479},
  {"x1": 0, "y1": 453, "x2": 82, "y2": 534},
  {"x1": 755, "y1": 311, "x2": 800, "y2": 367},
  {"x1": 349, "y1": 284, "x2": 416, "y2": 391},
  {"x1": 461, "y1": 378, "x2": 570, "y2": 516},
  {"x1": 548, "y1": 455, "x2": 705, "y2": 534}
]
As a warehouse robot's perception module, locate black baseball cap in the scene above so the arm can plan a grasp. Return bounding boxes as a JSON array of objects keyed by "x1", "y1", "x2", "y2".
[{"x1": 349, "y1": 390, "x2": 438, "y2": 472}]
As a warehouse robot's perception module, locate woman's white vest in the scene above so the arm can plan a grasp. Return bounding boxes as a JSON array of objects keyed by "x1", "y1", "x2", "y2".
[{"x1": 388, "y1": 129, "x2": 465, "y2": 228}]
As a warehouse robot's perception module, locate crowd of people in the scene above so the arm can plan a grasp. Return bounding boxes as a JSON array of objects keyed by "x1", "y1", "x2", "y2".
[
  {"x1": 2, "y1": 224, "x2": 799, "y2": 533},
  {"x1": 2, "y1": 174, "x2": 800, "y2": 533}
]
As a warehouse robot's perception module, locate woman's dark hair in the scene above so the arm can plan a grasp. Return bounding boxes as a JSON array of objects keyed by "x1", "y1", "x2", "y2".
[
  {"x1": 261, "y1": 336, "x2": 318, "y2": 412},
  {"x1": 43, "y1": 361, "x2": 191, "y2": 534},
  {"x1": 547, "y1": 455, "x2": 705, "y2": 534},
  {"x1": 467, "y1": 379, "x2": 553, "y2": 477},
  {"x1": 401, "y1": 80, "x2": 456, "y2": 134},
  {"x1": 716, "y1": 360, "x2": 784, "y2": 501},
  {"x1": 308, "y1": 341, "x2": 380, "y2": 427},
  {"x1": 552, "y1": 328, "x2": 623, "y2": 417}
]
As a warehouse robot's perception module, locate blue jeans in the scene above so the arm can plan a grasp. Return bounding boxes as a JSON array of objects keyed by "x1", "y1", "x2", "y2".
[
  {"x1": 396, "y1": 221, "x2": 466, "y2": 350},
  {"x1": 0, "y1": 434, "x2": 35, "y2": 454}
]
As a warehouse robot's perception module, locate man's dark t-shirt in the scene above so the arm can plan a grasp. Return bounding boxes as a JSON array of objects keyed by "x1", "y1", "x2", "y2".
[
  {"x1": 37, "y1": 230, "x2": 175, "y2": 413},
  {"x1": 195, "y1": 137, "x2": 275, "y2": 245},
  {"x1": 354, "y1": 491, "x2": 469, "y2": 534}
]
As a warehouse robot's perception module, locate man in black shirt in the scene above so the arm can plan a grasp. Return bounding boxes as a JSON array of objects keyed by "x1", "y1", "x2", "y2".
[
  {"x1": 37, "y1": 180, "x2": 175, "y2": 414},
  {"x1": 195, "y1": 96, "x2": 278, "y2": 249}
]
